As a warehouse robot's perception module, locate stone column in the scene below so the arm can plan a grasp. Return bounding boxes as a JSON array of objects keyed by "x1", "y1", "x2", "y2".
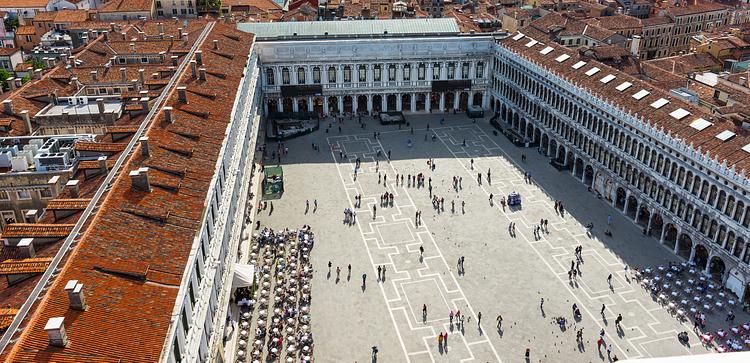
[
  {"x1": 739, "y1": 243, "x2": 748, "y2": 262},
  {"x1": 453, "y1": 91, "x2": 459, "y2": 109},
  {"x1": 646, "y1": 213, "x2": 653, "y2": 235},
  {"x1": 322, "y1": 65, "x2": 328, "y2": 84},
  {"x1": 673, "y1": 229, "x2": 681, "y2": 254},
  {"x1": 352, "y1": 96, "x2": 358, "y2": 114},
  {"x1": 659, "y1": 222, "x2": 667, "y2": 244},
  {"x1": 308, "y1": 97, "x2": 314, "y2": 112},
  {"x1": 367, "y1": 94, "x2": 373, "y2": 114},
  {"x1": 581, "y1": 164, "x2": 587, "y2": 183},
  {"x1": 411, "y1": 94, "x2": 416, "y2": 112},
  {"x1": 277, "y1": 98, "x2": 283, "y2": 112},
  {"x1": 425, "y1": 94, "x2": 431, "y2": 111},
  {"x1": 439, "y1": 93, "x2": 445, "y2": 112},
  {"x1": 381, "y1": 95, "x2": 387, "y2": 112},
  {"x1": 337, "y1": 66, "x2": 344, "y2": 86},
  {"x1": 323, "y1": 97, "x2": 329, "y2": 115},
  {"x1": 263, "y1": 100, "x2": 269, "y2": 115},
  {"x1": 482, "y1": 92, "x2": 489, "y2": 109},
  {"x1": 634, "y1": 201, "x2": 641, "y2": 222},
  {"x1": 689, "y1": 244, "x2": 697, "y2": 262},
  {"x1": 292, "y1": 97, "x2": 299, "y2": 112},
  {"x1": 703, "y1": 253, "x2": 712, "y2": 275},
  {"x1": 338, "y1": 97, "x2": 344, "y2": 114},
  {"x1": 623, "y1": 191, "x2": 631, "y2": 213},
  {"x1": 396, "y1": 94, "x2": 402, "y2": 112}
]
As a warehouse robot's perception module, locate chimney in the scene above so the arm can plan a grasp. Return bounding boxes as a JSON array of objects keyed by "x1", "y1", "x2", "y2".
[
  {"x1": 17, "y1": 238, "x2": 35, "y2": 258},
  {"x1": 3, "y1": 99, "x2": 13, "y2": 115},
  {"x1": 177, "y1": 27, "x2": 183, "y2": 38},
  {"x1": 140, "y1": 97, "x2": 150, "y2": 112},
  {"x1": 138, "y1": 69, "x2": 145, "y2": 86},
  {"x1": 164, "y1": 106, "x2": 174, "y2": 123},
  {"x1": 27, "y1": 67, "x2": 33, "y2": 79},
  {"x1": 190, "y1": 60, "x2": 197, "y2": 78},
  {"x1": 94, "y1": 99, "x2": 105, "y2": 120},
  {"x1": 25, "y1": 209, "x2": 38, "y2": 223},
  {"x1": 44, "y1": 317, "x2": 68, "y2": 347},
  {"x1": 110, "y1": 22, "x2": 116, "y2": 32},
  {"x1": 157, "y1": 22, "x2": 164, "y2": 35},
  {"x1": 97, "y1": 156, "x2": 108, "y2": 173},
  {"x1": 132, "y1": 79, "x2": 140, "y2": 91},
  {"x1": 66, "y1": 180, "x2": 79, "y2": 198},
  {"x1": 81, "y1": 34, "x2": 88, "y2": 44},
  {"x1": 64, "y1": 280, "x2": 86, "y2": 311},
  {"x1": 177, "y1": 87, "x2": 187, "y2": 103},
  {"x1": 182, "y1": 32, "x2": 188, "y2": 44},
  {"x1": 129, "y1": 167, "x2": 151, "y2": 192},
  {"x1": 213, "y1": 39, "x2": 219, "y2": 50},
  {"x1": 120, "y1": 68, "x2": 127, "y2": 83},
  {"x1": 199, "y1": 67, "x2": 206, "y2": 81},
  {"x1": 129, "y1": 42, "x2": 136, "y2": 53},
  {"x1": 121, "y1": 32, "x2": 126, "y2": 41},
  {"x1": 90, "y1": 70, "x2": 97, "y2": 82},
  {"x1": 171, "y1": 55, "x2": 178, "y2": 66},
  {"x1": 139, "y1": 136, "x2": 150, "y2": 157},
  {"x1": 61, "y1": 53, "x2": 69, "y2": 65},
  {"x1": 104, "y1": 110, "x2": 116, "y2": 124},
  {"x1": 69, "y1": 55, "x2": 76, "y2": 68},
  {"x1": 48, "y1": 176, "x2": 61, "y2": 197},
  {"x1": 103, "y1": 30, "x2": 109, "y2": 42},
  {"x1": 20, "y1": 110, "x2": 32, "y2": 134},
  {"x1": 34, "y1": 68, "x2": 42, "y2": 80},
  {"x1": 195, "y1": 50, "x2": 203, "y2": 65},
  {"x1": 7, "y1": 76, "x2": 15, "y2": 90},
  {"x1": 71, "y1": 76, "x2": 80, "y2": 90},
  {"x1": 13, "y1": 78, "x2": 21, "y2": 89}
]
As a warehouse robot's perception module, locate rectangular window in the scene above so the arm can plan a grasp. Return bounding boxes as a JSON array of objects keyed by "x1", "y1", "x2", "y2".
[
  {"x1": 282, "y1": 68, "x2": 290, "y2": 85},
  {"x1": 447, "y1": 63, "x2": 455, "y2": 79},
  {"x1": 373, "y1": 66, "x2": 381, "y2": 82},
  {"x1": 343, "y1": 67, "x2": 351, "y2": 83},
  {"x1": 313, "y1": 67, "x2": 320, "y2": 83},
  {"x1": 432, "y1": 63, "x2": 440, "y2": 80},
  {"x1": 40, "y1": 188, "x2": 52, "y2": 199},
  {"x1": 358, "y1": 66, "x2": 366, "y2": 82},
  {"x1": 327, "y1": 67, "x2": 336, "y2": 83},
  {"x1": 0, "y1": 191, "x2": 8, "y2": 200},
  {"x1": 403, "y1": 64, "x2": 411, "y2": 81},
  {"x1": 462, "y1": 63, "x2": 469, "y2": 78},
  {"x1": 16, "y1": 190, "x2": 31, "y2": 200},
  {"x1": 140, "y1": 57, "x2": 148, "y2": 63},
  {"x1": 388, "y1": 66, "x2": 396, "y2": 81},
  {"x1": 418, "y1": 64, "x2": 425, "y2": 80}
]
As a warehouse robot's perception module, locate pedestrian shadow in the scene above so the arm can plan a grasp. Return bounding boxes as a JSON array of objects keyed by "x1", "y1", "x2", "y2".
[
  {"x1": 419, "y1": 255, "x2": 424, "y2": 263},
  {"x1": 616, "y1": 326, "x2": 625, "y2": 338},
  {"x1": 347, "y1": 273, "x2": 351, "y2": 282},
  {"x1": 327, "y1": 271, "x2": 331, "y2": 280},
  {"x1": 438, "y1": 344, "x2": 444, "y2": 355},
  {"x1": 540, "y1": 308, "x2": 546, "y2": 318},
  {"x1": 335, "y1": 276, "x2": 340, "y2": 284},
  {"x1": 496, "y1": 328, "x2": 503, "y2": 337},
  {"x1": 478, "y1": 326, "x2": 483, "y2": 336},
  {"x1": 602, "y1": 315, "x2": 608, "y2": 326},
  {"x1": 361, "y1": 284, "x2": 366, "y2": 292}
]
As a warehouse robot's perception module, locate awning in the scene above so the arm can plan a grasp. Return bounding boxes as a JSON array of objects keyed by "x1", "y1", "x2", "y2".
[{"x1": 232, "y1": 264, "x2": 257, "y2": 288}]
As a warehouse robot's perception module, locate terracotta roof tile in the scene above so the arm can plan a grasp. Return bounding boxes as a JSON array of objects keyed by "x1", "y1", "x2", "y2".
[
  {"x1": 0, "y1": 224, "x2": 74, "y2": 239},
  {"x1": 0, "y1": 258, "x2": 53, "y2": 275},
  {"x1": 7, "y1": 22, "x2": 256, "y2": 362},
  {"x1": 74, "y1": 141, "x2": 127, "y2": 153},
  {"x1": 45, "y1": 199, "x2": 92, "y2": 211}
]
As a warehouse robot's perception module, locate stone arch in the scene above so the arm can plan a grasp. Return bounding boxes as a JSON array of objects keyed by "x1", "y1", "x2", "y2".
[
  {"x1": 417, "y1": 93, "x2": 427, "y2": 111},
  {"x1": 584, "y1": 165, "x2": 594, "y2": 186},
  {"x1": 626, "y1": 195, "x2": 638, "y2": 219},
  {"x1": 636, "y1": 203, "x2": 650, "y2": 227},
  {"x1": 649, "y1": 213, "x2": 663, "y2": 238},
  {"x1": 574, "y1": 158, "x2": 584, "y2": 178},
  {"x1": 615, "y1": 187, "x2": 627, "y2": 210},
  {"x1": 283, "y1": 97, "x2": 293, "y2": 113},
  {"x1": 267, "y1": 98, "x2": 278, "y2": 113},
  {"x1": 297, "y1": 98, "x2": 308, "y2": 113},
  {"x1": 708, "y1": 255, "x2": 726, "y2": 281},
  {"x1": 356, "y1": 96, "x2": 367, "y2": 114},
  {"x1": 693, "y1": 244, "x2": 709, "y2": 270},
  {"x1": 401, "y1": 94, "x2": 411, "y2": 111},
  {"x1": 327, "y1": 96, "x2": 339, "y2": 114},
  {"x1": 459, "y1": 92, "x2": 469, "y2": 110},
  {"x1": 472, "y1": 92, "x2": 483, "y2": 106},
  {"x1": 663, "y1": 223, "x2": 678, "y2": 250},
  {"x1": 342, "y1": 96, "x2": 353, "y2": 113},
  {"x1": 676, "y1": 234, "x2": 692, "y2": 260},
  {"x1": 372, "y1": 95, "x2": 382, "y2": 112},
  {"x1": 446, "y1": 92, "x2": 455, "y2": 110},
  {"x1": 313, "y1": 97, "x2": 324, "y2": 114},
  {"x1": 386, "y1": 94, "x2": 397, "y2": 111}
]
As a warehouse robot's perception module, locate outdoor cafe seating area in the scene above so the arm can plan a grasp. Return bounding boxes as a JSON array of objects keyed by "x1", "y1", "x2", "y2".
[{"x1": 234, "y1": 227, "x2": 316, "y2": 362}]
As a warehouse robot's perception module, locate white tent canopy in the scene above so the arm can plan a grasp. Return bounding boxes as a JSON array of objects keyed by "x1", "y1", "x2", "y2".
[{"x1": 232, "y1": 264, "x2": 257, "y2": 288}]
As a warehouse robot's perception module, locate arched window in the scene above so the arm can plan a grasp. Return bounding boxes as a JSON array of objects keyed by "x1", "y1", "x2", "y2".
[
  {"x1": 476, "y1": 62, "x2": 484, "y2": 78},
  {"x1": 313, "y1": 67, "x2": 321, "y2": 83},
  {"x1": 266, "y1": 68, "x2": 274, "y2": 85},
  {"x1": 358, "y1": 65, "x2": 366, "y2": 82},
  {"x1": 328, "y1": 66, "x2": 336, "y2": 83},
  {"x1": 403, "y1": 64, "x2": 411, "y2": 81},
  {"x1": 297, "y1": 67, "x2": 305, "y2": 84},
  {"x1": 373, "y1": 64, "x2": 381, "y2": 82},
  {"x1": 343, "y1": 65, "x2": 351, "y2": 83},
  {"x1": 281, "y1": 67, "x2": 290, "y2": 85},
  {"x1": 388, "y1": 64, "x2": 396, "y2": 81},
  {"x1": 447, "y1": 62, "x2": 455, "y2": 79},
  {"x1": 418, "y1": 63, "x2": 425, "y2": 80}
]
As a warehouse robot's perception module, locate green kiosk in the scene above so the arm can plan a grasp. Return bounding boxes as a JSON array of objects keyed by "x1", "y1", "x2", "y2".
[{"x1": 262, "y1": 166, "x2": 284, "y2": 200}]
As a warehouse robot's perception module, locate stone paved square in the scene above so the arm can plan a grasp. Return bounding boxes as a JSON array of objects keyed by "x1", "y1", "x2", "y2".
[{"x1": 254, "y1": 114, "x2": 749, "y2": 363}]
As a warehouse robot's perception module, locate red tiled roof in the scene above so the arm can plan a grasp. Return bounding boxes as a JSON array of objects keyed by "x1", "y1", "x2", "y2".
[
  {"x1": 15, "y1": 26, "x2": 35, "y2": 36},
  {"x1": 74, "y1": 141, "x2": 127, "y2": 153},
  {"x1": 45, "y1": 199, "x2": 92, "y2": 211},
  {"x1": 0, "y1": 308, "x2": 18, "y2": 331},
  {"x1": 7, "y1": 22, "x2": 255, "y2": 362},
  {"x1": 100, "y1": 0, "x2": 154, "y2": 13},
  {"x1": 498, "y1": 32, "x2": 750, "y2": 173},
  {"x1": 0, "y1": 258, "x2": 52, "y2": 275},
  {"x1": 0, "y1": 0, "x2": 47, "y2": 7},
  {"x1": 0, "y1": 224, "x2": 74, "y2": 239}
]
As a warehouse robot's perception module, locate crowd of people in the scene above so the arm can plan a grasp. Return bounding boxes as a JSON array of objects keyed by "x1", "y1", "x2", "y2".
[
  {"x1": 233, "y1": 227, "x2": 317, "y2": 362},
  {"x1": 634, "y1": 262, "x2": 749, "y2": 353}
]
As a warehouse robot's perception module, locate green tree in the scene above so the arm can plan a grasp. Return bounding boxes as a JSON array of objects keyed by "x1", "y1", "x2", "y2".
[
  {"x1": 0, "y1": 69, "x2": 10, "y2": 91},
  {"x1": 21, "y1": 75, "x2": 30, "y2": 84},
  {"x1": 3, "y1": 17, "x2": 19, "y2": 31},
  {"x1": 197, "y1": 0, "x2": 222, "y2": 12},
  {"x1": 31, "y1": 58, "x2": 46, "y2": 71}
]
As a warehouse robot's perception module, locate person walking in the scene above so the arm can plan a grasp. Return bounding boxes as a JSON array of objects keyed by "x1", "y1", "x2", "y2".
[
  {"x1": 496, "y1": 314, "x2": 503, "y2": 329},
  {"x1": 423, "y1": 304, "x2": 428, "y2": 320},
  {"x1": 601, "y1": 304, "x2": 606, "y2": 316},
  {"x1": 615, "y1": 313, "x2": 623, "y2": 328},
  {"x1": 607, "y1": 274, "x2": 613, "y2": 285},
  {"x1": 477, "y1": 311, "x2": 482, "y2": 326}
]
